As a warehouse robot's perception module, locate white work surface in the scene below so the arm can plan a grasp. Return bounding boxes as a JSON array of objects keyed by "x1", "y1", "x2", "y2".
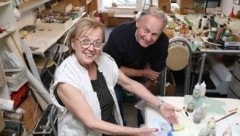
[
  {"x1": 26, "y1": 30, "x2": 65, "y2": 56},
  {"x1": 144, "y1": 96, "x2": 240, "y2": 136}
]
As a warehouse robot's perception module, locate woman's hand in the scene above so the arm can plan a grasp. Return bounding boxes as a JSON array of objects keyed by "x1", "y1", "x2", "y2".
[
  {"x1": 131, "y1": 128, "x2": 159, "y2": 136},
  {"x1": 159, "y1": 103, "x2": 181, "y2": 124}
]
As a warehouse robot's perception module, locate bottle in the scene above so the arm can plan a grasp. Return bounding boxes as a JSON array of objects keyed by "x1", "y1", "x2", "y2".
[
  {"x1": 222, "y1": 29, "x2": 230, "y2": 42},
  {"x1": 215, "y1": 24, "x2": 224, "y2": 42},
  {"x1": 193, "y1": 108, "x2": 202, "y2": 124},
  {"x1": 208, "y1": 27, "x2": 217, "y2": 42},
  {"x1": 228, "y1": 7, "x2": 235, "y2": 18},
  {"x1": 200, "y1": 81, "x2": 206, "y2": 97},
  {"x1": 193, "y1": 83, "x2": 201, "y2": 100},
  {"x1": 201, "y1": 15, "x2": 208, "y2": 29},
  {"x1": 209, "y1": 15, "x2": 217, "y2": 28},
  {"x1": 174, "y1": 27, "x2": 180, "y2": 37}
]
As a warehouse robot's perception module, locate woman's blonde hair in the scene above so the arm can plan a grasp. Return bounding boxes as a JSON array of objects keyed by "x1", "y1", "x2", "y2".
[{"x1": 67, "y1": 17, "x2": 106, "y2": 54}]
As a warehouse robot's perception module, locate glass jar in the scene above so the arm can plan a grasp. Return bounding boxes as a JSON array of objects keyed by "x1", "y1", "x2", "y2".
[{"x1": 187, "y1": 101, "x2": 194, "y2": 113}]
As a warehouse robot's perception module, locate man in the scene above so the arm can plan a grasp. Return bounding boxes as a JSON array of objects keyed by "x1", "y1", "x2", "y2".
[{"x1": 103, "y1": 7, "x2": 169, "y2": 126}]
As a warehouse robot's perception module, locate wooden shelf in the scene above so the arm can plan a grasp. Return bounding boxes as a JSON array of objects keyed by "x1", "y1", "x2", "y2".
[
  {"x1": 18, "y1": 0, "x2": 50, "y2": 13},
  {"x1": 65, "y1": 0, "x2": 98, "y2": 16},
  {"x1": 0, "y1": 1, "x2": 11, "y2": 7},
  {"x1": 0, "y1": 29, "x2": 15, "y2": 39}
]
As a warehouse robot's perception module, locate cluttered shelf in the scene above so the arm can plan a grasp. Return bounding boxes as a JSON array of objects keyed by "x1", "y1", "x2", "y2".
[{"x1": 164, "y1": 9, "x2": 240, "y2": 97}]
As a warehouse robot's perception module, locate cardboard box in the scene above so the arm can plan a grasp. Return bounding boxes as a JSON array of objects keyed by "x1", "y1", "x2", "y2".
[
  {"x1": 165, "y1": 71, "x2": 176, "y2": 96},
  {"x1": 177, "y1": 0, "x2": 194, "y2": 8},
  {"x1": 36, "y1": 17, "x2": 72, "y2": 31},
  {"x1": 158, "y1": 2, "x2": 171, "y2": 13},
  {"x1": 149, "y1": 70, "x2": 176, "y2": 96},
  {"x1": 51, "y1": 2, "x2": 73, "y2": 14},
  {"x1": 158, "y1": 0, "x2": 171, "y2": 3}
]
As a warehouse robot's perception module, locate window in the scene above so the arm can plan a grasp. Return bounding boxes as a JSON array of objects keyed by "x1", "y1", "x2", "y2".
[{"x1": 102, "y1": 0, "x2": 158, "y2": 8}]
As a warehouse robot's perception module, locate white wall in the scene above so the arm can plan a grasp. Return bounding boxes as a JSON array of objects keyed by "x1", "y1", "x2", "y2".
[{"x1": 221, "y1": 0, "x2": 240, "y2": 16}]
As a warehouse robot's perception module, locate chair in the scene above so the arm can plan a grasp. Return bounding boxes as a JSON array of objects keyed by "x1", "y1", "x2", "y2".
[
  {"x1": 34, "y1": 44, "x2": 60, "y2": 89},
  {"x1": 55, "y1": 33, "x2": 70, "y2": 66}
]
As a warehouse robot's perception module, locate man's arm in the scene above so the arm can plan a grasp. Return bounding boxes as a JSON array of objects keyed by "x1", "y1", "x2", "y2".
[
  {"x1": 120, "y1": 66, "x2": 160, "y2": 81},
  {"x1": 120, "y1": 66, "x2": 160, "y2": 90}
]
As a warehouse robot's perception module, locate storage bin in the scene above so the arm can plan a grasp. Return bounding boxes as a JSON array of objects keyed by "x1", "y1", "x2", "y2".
[{"x1": 5, "y1": 69, "x2": 28, "y2": 92}]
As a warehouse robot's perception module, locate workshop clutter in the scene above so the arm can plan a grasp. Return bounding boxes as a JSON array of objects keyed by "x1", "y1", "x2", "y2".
[
  {"x1": 177, "y1": 0, "x2": 205, "y2": 15},
  {"x1": 35, "y1": 17, "x2": 73, "y2": 31},
  {"x1": 51, "y1": 2, "x2": 73, "y2": 14},
  {"x1": 1, "y1": 51, "x2": 27, "y2": 93},
  {"x1": 177, "y1": 0, "x2": 194, "y2": 8},
  {"x1": 34, "y1": 1, "x2": 85, "y2": 31}
]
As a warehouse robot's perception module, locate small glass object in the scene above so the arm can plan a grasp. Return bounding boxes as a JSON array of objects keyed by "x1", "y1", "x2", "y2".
[{"x1": 187, "y1": 100, "x2": 194, "y2": 113}]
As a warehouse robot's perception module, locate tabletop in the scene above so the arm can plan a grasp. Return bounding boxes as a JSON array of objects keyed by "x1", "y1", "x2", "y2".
[{"x1": 144, "y1": 96, "x2": 240, "y2": 136}]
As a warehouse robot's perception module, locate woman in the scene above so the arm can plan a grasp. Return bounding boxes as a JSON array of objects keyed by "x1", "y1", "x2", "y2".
[{"x1": 50, "y1": 17, "x2": 179, "y2": 136}]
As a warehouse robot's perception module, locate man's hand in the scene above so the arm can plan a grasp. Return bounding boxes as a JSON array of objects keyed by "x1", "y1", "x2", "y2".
[{"x1": 142, "y1": 67, "x2": 160, "y2": 81}]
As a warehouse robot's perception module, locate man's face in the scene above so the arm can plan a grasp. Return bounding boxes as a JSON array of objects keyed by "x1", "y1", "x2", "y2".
[{"x1": 135, "y1": 15, "x2": 164, "y2": 48}]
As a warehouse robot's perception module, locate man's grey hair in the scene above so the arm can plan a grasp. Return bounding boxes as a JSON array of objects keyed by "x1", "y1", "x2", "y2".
[{"x1": 137, "y1": 7, "x2": 168, "y2": 30}]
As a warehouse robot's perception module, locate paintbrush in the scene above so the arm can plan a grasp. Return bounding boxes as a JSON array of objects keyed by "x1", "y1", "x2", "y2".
[{"x1": 216, "y1": 111, "x2": 237, "y2": 122}]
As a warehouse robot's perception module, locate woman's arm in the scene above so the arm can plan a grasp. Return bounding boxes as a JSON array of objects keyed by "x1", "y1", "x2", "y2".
[
  {"x1": 117, "y1": 70, "x2": 180, "y2": 124},
  {"x1": 56, "y1": 83, "x2": 157, "y2": 135}
]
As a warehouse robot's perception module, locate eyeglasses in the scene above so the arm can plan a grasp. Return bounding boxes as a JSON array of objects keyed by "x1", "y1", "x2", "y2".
[{"x1": 75, "y1": 38, "x2": 103, "y2": 50}]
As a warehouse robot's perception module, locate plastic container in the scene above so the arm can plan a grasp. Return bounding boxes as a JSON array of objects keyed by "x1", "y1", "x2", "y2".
[
  {"x1": 193, "y1": 83, "x2": 201, "y2": 100},
  {"x1": 193, "y1": 108, "x2": 202, "y2": 124},
  {"x1": 5, "y1": 68, "x2": 28, "y2": 92}
]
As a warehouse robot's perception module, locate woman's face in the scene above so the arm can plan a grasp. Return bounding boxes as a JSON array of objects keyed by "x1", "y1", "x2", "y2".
[
  {"x1": 135, "y1": 15, "x2": 164, "y2": 48},
  {"x1": 71, "y1": 27, "x2": 104, "y2": 67}
]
